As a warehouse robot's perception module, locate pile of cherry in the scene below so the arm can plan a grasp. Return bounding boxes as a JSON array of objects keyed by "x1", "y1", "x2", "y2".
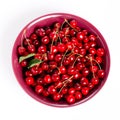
[{"x1": 17, "y1": 19, "x2": 105, "y2": 104}]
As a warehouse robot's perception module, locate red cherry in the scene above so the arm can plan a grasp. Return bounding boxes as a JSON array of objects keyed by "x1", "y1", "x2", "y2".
[
  {"x1": 50, "y1": 45, "x2": 58, "y2": 54},
  {"x1": 75, "y1": 91, "x2": 82, "y2": 100},
  {"x1": 77, "y1": 32, "x2": 85, "y2": 41},
  {"x1": 48, "y1": 85, "x2": 56, "y2": 94},
  {"x1": 81, "y1": 87, "x2": 89, "y2": 95},
  {"x1": 25, "y1": 77, "x2": 34, "y2": 85},
  {"x1": 66, "y1": 95, "x2": 75, "y2": 104},
  {"x1": 68, "y1": 88, "x2": 76, "y2": 95},
  {"x1": 59, "y1": 66, "x2": 66, "y2": 74},
  {"x1": 51, "y1": 74, "x2": 60, "y2": 82},
  {"x1": 97, "y1": 48, "x2": 105, "y2": 56},
  {"x1": 90, "y1": 65, "x2": 98, "y2": 73},
  {"x1": 89, "y1": 48, "x2": 96, "y2": 55},
  {"x1": 91, "y1": 77, "x2": 99, "y2": 85},
  {"x1": 70, "y1": 20, "x2": 77, "y2": 28},
  {"x1": 95, "y1": 56, "x2": 102, "y2": 63},
  {"x1": 20, "y1": 60, "x2": 27, "y2": 67},
  {"x1": 53, "y1": 93, "x2": 61, "y2": 101},
  {"x1": 36, "y1": 28, "x2": 45, "y2": 37},
  {"x1": 41, "y1": 36, "x2": 50, "y2": 44},
  {"x1": 18, "y1": 46, "x2": 26, "y2": 55},
  {"x1": 27, "y1": 45, "x2": 35, "y2": 53},
  {"x1": 57, "y1": 43, "x2": 66, "y2": 53},
  {"x1": 97, "y1": 70, "x2": 105, "y2": 78},
  {"x1": 54, "y1": 54, "x2": 62, "y2": 62},
  {"x1": 25, "y1": 70, "x2": 33, "y2": 77},
  {"x1": 30, "y1": 66, "x2": 39, "y2": 75},
  {"x1": 74, "y1": 83, "x2": 82, "y2": 91},
  {"x1": 35, "y1": 85, "x2": 43, "y2": 94},
  {"x1": 38, "y1": 45, "x2": 46, "y2": 54},
  {"x1": 44, "y1": 75, "x2": 52, "y2": 84},
  {"x1": 80, "y1": 77, "x2": 89, "y2": 86},
  {"x1": 89, "y1": 34, "x2": 96, "y2": 41},
  {"x1": 30, "y1": 33, "x2": 37, "y2": 40}
]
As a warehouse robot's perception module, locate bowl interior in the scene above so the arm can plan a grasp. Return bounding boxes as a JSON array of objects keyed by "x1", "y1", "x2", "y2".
[{"x1": 12, "y1": 13, "x2": 110, "y2": 107}]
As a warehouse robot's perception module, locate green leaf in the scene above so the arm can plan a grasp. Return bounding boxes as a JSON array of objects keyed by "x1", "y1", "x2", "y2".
[
  {"x1": 28, "y1": 59, "x2": 43, "y2": 69},
  {"x1": 19, "y1": 53, "x2": 35, "y2": 63}
]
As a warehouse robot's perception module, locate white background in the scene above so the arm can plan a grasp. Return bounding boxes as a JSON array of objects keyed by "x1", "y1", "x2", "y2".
[{"x1": 0, "y1": 0, "x2": 119, "y2": 120}]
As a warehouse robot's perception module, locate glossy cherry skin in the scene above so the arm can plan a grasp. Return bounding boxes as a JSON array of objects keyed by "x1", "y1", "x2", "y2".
[
  {"x1": 35, "y1": 85, "x2": 43, "y2": 94},
  {"x1": 25, "y1": 77, "x2": 34, "y2": 85}
]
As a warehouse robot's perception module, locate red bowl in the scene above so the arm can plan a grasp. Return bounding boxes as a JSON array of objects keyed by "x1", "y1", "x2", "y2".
[{"x1": 12, "y1": 13, "x2": 110, "y2": 107}]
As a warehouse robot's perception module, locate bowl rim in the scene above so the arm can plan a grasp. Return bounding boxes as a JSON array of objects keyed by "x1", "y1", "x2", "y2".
[{"x1": 12, "y1": 12, "x2": 111, "y2": 107}]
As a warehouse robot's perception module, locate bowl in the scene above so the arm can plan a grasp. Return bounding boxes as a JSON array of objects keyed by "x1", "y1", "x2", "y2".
[{"x1": 12, "y1": 13, "x2": 110, "y2": 107}]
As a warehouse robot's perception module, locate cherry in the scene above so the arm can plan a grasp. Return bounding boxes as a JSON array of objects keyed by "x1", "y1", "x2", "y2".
[
  {"x1": 91, "y1": 77, "x2": 99, "y2": 85},
  {"x1": 42, "y1": 89, "x2": 50, "y2": 97},
  {"x1": 30, "y1": 66, "x2": 39, "y2": 75},
  {"x1": 73, "y1": 72, "x2": 81, "y2": 80},
  {"x1": 25, "y1": 70, "x2": 33, "y2": 77},
  {"x1": 80, "y1": 77, "x2": 89, "y2": 86},
  {"x1": 48, "y1": 85, "x2": 56, "y2": 94},
  {"x1": 66, "y1": 95, "x2": 75, "y2": 104},
  {"x1": 53, "y1": 93, "x2": 61, "y2": 101},
  {"x1": 33, "y1": 39, "x2": 40, "y2": 46},
  {"x1": 82, "y1": 68, "x2": 90, "y2": 76},
  {"x1": 70, "y1": 20, "x2": 77, "y2": 28},
  {"x1": 90, "y1": 41, "x2": 96, "y2": 48},
  {"x1": 97, "y1": 48, "x2": 105, "y2": 56},
  {"x1": 57, "y1": 43, "x2": 66, "y2": 53},
  {"x1": 89, "y1": 48, "x2": 96, "y2": 55},
  {"x1": 36, "y1": 28, "x2": 45, "y2": 37},
  {"x1": 97, "y1": 70, "x2": 105, "y2": 78},
  {"x1": 63, "y1": 57, "x2": 71, "y2": 66},
  {"x1": 49, "y1": 31, "x2": 58, "y2": 41},
  {"x1": 62, "y1": 74, "x2": 70, "y2": 81},
  {"x1": 44, "y1": 75, "x2": 52, "y2": 84},
  {"x1": 55, "y1": 54, "x2": 62, "y2": 62},
  {"x1": 38, "y1": 45, "x2": 46, "y2": 54},
  {"x1": 23, "y1": 38, "x2": 32, "y2": 46},
  {"x1": 27, "y1": 45, "x2": 35, "y2": 53},
  {"x1": 81, "y1": 87, "x2": 89, "y2": 95},
  {"x1": 76, "y1": 62, "x2": 85, "y2": 71},
  {"x1": 95, "y1": 56, "x2": 102, "y2": 63},
  {"x1": 83, "y1": 36, "x2": 89, "y2": 43},
  {"x1": 34, "y1": 54, "x2": 42, "y2": 60},
  {"x1": 89, "y1": 34, "x2": 96, "y2": 41},
  {"x1": 35, "y1": 85, "x2": 43, "y2": 94},
  {"x1": 70, "y1": 29, "x2": 76, "y2": 36},
  {"x1": 36, "y1": 77, "x2": 44, "y2": 85},
  {"x1": 74, "y1": 83, "x2": 82, "y2": 91},
  {"x1": 84, "y1": 42, "x2": 90, "y2": 50},
  {"x1": 38, "y1": 67, "x2": 43, "y2": 74},
  {"x1": 30, "y1": 33, "x2": 37, "y2": 40},
  {"x1": 48, "y1": 53, "x2": 54, "y2": 61},
  {"x1": 75, "y1": 91, "x2": 82, "y2": 100},
  {"x1": 51, "y1": 45, "x2": 58, "y2": 54},
  {"x1": 71, "y1": 37, "x2": 78, "y2": 46},
  {"x1": 68, "y1": 88, "x2": 76, "y2": 95},
  {"x1": 61, "y1": 88, "x2": 68, "y2": 94},
  {"x1": 20, "y1": 60, "x2": 27, "y2": 67},
  {"x1": 77, "y1": 32, "x2": 85, "y2": 41},
  {"x1": 90, "y1": 65, "x2": 98, "y2": 73},
  {"x1": 51, "y1": 74, "x2": 60, "y2": 82},
  {"x1": 67, "y1": 66, "x2": 76, "y2": 75},
  {"x1": 59, "y1": 66, "x2": 66, "y2": 74},
  {"x1": 63, "y1": 27, "x2": 70, "y2": 35},
  {"x1": 41, "y1": 36, "x2": 50, "y2": 44},
  {"x1": 18, "y1": 46, "x2": 26, "y2": 55},
  {"x1": 25, "y1": 77, "x2": 34, "y2": 85},
  {"x1": 54, "y1": 22, "x2": 61, "y2": 29},
  {"x1": 49, "y1": 61, "x2": 57, "y2": 70},
  {"x1": 88, "y1": 82, "x2": 94, "y2": 90},
  {"x1": 41, "y1": 62, "x2": 49, "y2": 71},
  {"x1": 55, "y1": 81, "x2": 63, "y2": 88},
  {"x1": 62, "y1": 36, "x2": 70, "y2": 43},
  {"x1": 79, "y1": 48, "x2": 86, "y2": 56}
]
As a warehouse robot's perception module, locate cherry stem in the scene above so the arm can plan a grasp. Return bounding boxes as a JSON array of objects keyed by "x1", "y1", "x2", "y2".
[
  {"x1": 60, "y1": 49, "x2": 69, "y2": 66},
  {"x1": 50, "y1": 39, "x2": 54, "y2": 53},
  {"x1": 72, "y1": 55, "x2": 80, "y2": 67},
  {"x1": 61, "y1": 20, "x2": 66, "y2": 30},
  {"x1": 59, "y1": 76, "x2": 73, "y2": 93}
]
